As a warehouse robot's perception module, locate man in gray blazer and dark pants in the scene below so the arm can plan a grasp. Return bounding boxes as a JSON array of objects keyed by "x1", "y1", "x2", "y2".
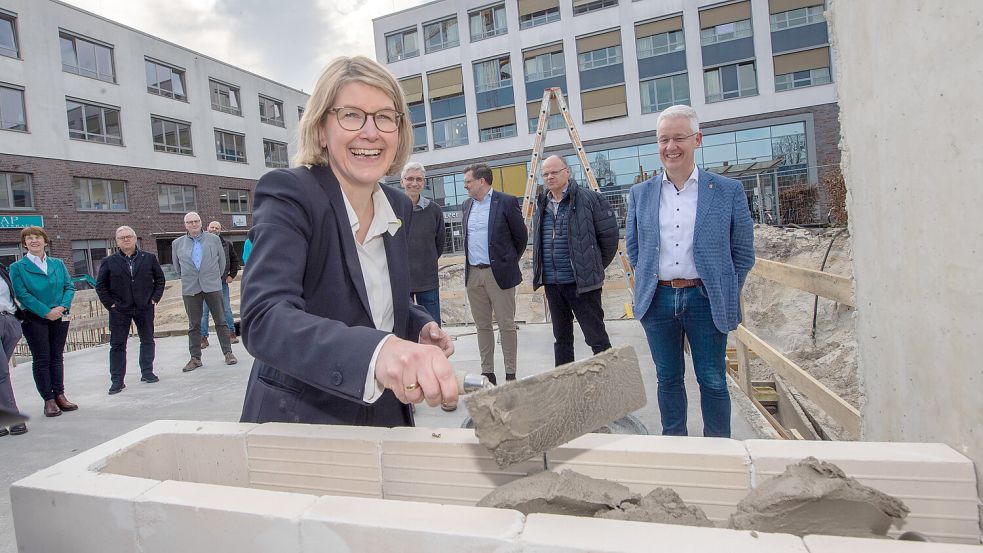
[{"x1": 172, "y1": 212, "x2": 237, "y2": 371}]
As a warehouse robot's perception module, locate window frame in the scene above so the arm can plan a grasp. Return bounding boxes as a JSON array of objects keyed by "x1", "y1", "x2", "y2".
[
  {"x1": 519, "y1": 6, "x2": 560, "y2": 29},
  {"x1": 385, "y1": 27, "x2": 420, "y2": 62},
  {"x1": 151, "y1": 115, "x2": 194, "y2": 156},
  {"x1": 479, "y1": 123, "x2": 517, "y2": 142},
  {"x1": 703, "y1": 60, "x2": 758, "y2": 103},
  {"x1": 0, "y1": 171, "x2": 34, "y2": 210},
  {"x1": 71, "y1": 239, "x2": 112, "y2": 277},
  {"x1": 700, "y1": 19, "x2": 753, "y2": 46},
  {"x1": 469, "y1": 4, "x2": 507, "y2": 42},
  {"x1": 263, "y1": 139, "x2": 289, "y2": 168},
  {"x1": 775, "y1": 66, "x2": 831, "y2": 91},
  {"x1": 770, "y1": 5, "x2": 825, "y2": 32},
  {"x1": 640, "y1": 72, "x2": 690, "y2": 114},
  {"x1": 423, "y1": 16, "x2": 460, "y2": 53},
  {"x1": 524, "y1": 51, "x2": 565, "y2": 82},
  {"x1": 258, "y1": 94, "x2": 285, "y2": 127},
  {"x1": 209, "y1": 79, "x2": 242, "y2": 116},
  {"x1": 66, "y1": 98, "x2": 123, "y2": 145},
  {"x1": 0, "y1": 10, "x2": 20, "y2": 59},
  {"x1": 637, "y1": 29, "x2": 685, "y2": 59},
  {"x1": 577, "y1": 45, "x2": 623, "y2": 71},
  {"x1": 145, "y1": 57, "x2": 188, "y2": 101},
  {"x1": 473, "y1": 56, "x2": 512, "y2": 93},
  {"x1": 528, "y1": 112, "x2": 564, "y2": 134},
  {"x1": 219, "y1": 188, "x2": 251, "y2": 214},
  {"x1": 158, "y1": 183, "x2": 197, "y2": 213},
  {"x1": 573, "y1": 0, "x2": 618, "y2": 16},
  {"x1": 74, "y1": 177, "x2": 128, "y2": 212},
  {"x1": 59, "y1": 30, "x2": 116, "y2": 83},
  {"x1": 214, "y1": 129, "x2": 247, "y2": 163},
  {"x1": 0, "y1": 83, "x2": 27, "y2": 132},
  {"x1": 431, "y1": 115, "x2": 469, "y2": 149}
]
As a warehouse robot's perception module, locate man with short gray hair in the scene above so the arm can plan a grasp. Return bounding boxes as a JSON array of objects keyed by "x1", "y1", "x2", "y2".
[
  {"x1": 400, "y1": 162, "x2": 445, "y2": 326},
  {"x1": 626, "y1": 105, "x2": 755, "y2": 438},
  {"x1": 96, "y1": 226, "x2": 166, "y2": 393},
  {"x1": 172, "y1": 212, "x2": 237, "y2": 371}
]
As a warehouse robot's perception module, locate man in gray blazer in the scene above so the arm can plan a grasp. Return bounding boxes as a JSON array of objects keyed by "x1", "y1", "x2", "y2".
[
  {"x1": 626, "y1": 105, "x2": 754, "y2": 439},
  {"x1": 172, "y1": 212, "x2": 237, "y2": 371}
]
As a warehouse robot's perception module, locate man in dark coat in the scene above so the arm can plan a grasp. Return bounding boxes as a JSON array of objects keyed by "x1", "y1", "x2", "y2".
[
  {"x1": 95, "y1": 225, "x2": 166, "y2": 394},
  {"x1": 532, "y1": 155, "x2": 619, "y2": 366}
]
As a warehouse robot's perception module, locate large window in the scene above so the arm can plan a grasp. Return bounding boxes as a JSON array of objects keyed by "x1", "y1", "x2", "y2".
[
  {"x1": 578, "y1": 46, "x2": 622, "y2": 71},
  {"x1": 524, "y1": 51, "x2": 565, "y2": 82},
  {"x1": 219, "y1": 188, "x2": 250, "y2": 214},
  {"x1": 770, "y1": 5, "x2": 825, "y2": 31},
  {"x1": 0, "y1": 172, "x2": 32, "y2": 209},
  {"x1": 637, "y1": 30, "x2": 684, "y2": 58},
  {"x1": 259, "y1": 95, "x2": 284, "y2": 127},
  {"x1": 424, "y1": 16, "x2": 459, "y2": 53},
  {"x1": 469, "y1": 4, "x2": 506, "y2": 41},
  {"x1": 386, "y1": 27, "x2": 419, "y2": 62},
  {"x1": 158, "y1": 183, "x2": 196, "y2": 213},
  {"x1": 519, "y1": 6, "x2": 559, "y2": 29},
  {"x1": 479, "y1": 124, "x2": 516, "y2": 142},
  {"x1": 263, "y1": 139, "x2": 288, "y2": 168},
  {"x1": 151, "y1": 116, "x2": 193, "y2": 155},
  {"x1": 775, "y1": 67, "x2": 831, "y2": 90},
  {"x1": 0, "y1": 12, "x2": 19, "y2": 58},
  {"x1": 641, "y1": 73, "x2": 690, "y2": 113},
  {"x1": 0, "y1": 84, "x2": 26, "y2": 131},
  {"x1": 573, "y1": 0, "x2": 617, "y2": 16},
  {"x1": 74, "y1": 178, "x2": 127, "y2": 211},
  {"x1": 700, "y1": 19, "x2": 753, "y2": 46},
  {"x1": 145, "y1": 58, "x2": 187, "y2": 101},
  {"x1": 66, "y1": 99, "x2": 122, "y2": 145},
  {"x1": 704, "y1": 61, "x2": 757, "y2": 102},
  {"x1": 72, "y1": 239, "x2": 112, "y2": 277},
  {"x1": 210, "y1": 79, "x2": 241, "y2": 116},
  {"x1": 59, "y1": 31, "x2": 115, "y2": 82},
  {"x1": 432, "y1": 116, "x2": 468, "y2": 149},
  {"x1": 214, "y1": 129, "x2": 247, "y2": 163},
  {"x1": 474, "y1": 57, "x2": 512, "y2": 93}
]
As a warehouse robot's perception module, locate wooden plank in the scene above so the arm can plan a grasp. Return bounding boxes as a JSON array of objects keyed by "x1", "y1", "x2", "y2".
[
  {"x1": 751, "y1": 257, "x2": 855, "y2": 307},
  {"x1": 736, "y1": 324, "x2": 861, "y2": 438},
  {"x1": 774, "y1": 375, "x2": 821, "y2": 440},
  {"x1": 734, "y1": 339, "x2": 753, "y2": 396},
  {"x1": 750, "y1": 395, "x2": 791, "y2": 440}
]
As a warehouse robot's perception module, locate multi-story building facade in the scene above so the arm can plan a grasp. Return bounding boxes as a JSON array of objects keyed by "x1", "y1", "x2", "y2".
[
  {"x1": 374, "y1": 0, "x2": 838, "y2": 251},
  {"x1": 0, "y1": 0, "x2": 308, "y2": 277}
]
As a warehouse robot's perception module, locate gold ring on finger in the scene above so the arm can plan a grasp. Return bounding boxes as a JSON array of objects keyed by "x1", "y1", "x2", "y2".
[{"x1": 404, "y1": 382, "x2": 420, "y2": 391}]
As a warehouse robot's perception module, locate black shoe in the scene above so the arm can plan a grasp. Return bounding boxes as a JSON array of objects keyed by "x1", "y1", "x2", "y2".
[
  {"x1": 9, "y1": 423, "x2": 27, "y2": 435},
  {"x1": 481, "y1": 372, "x2": 497, "y2": 386},
  {"x1": 0, "y1": 427, "x2": 7, "y2": 437},
  {"x1": 141, "y1": 373, "x2": 160, "y2": 383},
  {"x1": 505, "y1": 373, "x2": 516, "y2": 382},
  {"x1": 108, "y1": 384, "x2": 126, "y2": 395}
]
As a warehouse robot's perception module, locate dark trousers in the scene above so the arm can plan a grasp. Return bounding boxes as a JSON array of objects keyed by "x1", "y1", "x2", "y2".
[
  {"x1": 544, "y1": 283, "x2": 611, "y2": 366},
  {"x1": 411, "y1": 288, "x2": 441, "y2": 327},
  {"x1": 109, "y1": 307, "x2": 156, "y2": 386},
  {"x1": 183, "y1": 291, "x2": 231, "y2": 357},
  {"x1": 0, "y1": 312, "x2": 24, "y2": 415},
  {"x1": 21, "y1": 314, "x2": 70, "y2": 401}
]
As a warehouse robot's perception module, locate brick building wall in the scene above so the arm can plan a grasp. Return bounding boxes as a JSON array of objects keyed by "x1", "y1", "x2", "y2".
[{"x1": 0, "y1": 153, "x2": 257, "y2": 275}]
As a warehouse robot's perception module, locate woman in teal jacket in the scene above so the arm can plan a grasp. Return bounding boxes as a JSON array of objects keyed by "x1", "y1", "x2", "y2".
[{"x1": 9, "y1": 226, "x2": 78, "y2": 417}]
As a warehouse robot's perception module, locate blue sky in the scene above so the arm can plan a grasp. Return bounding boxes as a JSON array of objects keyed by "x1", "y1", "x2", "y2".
[{"x1": 60, "y1": 0, "x2": 428, "y2": 91}]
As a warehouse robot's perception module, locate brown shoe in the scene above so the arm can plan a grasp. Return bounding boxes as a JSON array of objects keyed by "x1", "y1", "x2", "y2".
[
  {"x1": 230, "y1": 333, "x2": 240, "y2": 344},
  {"x1": 55, "y1": 394, "x2": 78, "y2": 411},
  {"x1": 182, "y1": 357, "x2": 203, "y2": 372},
  {"x1": 224, "y1": 352, "x2": 238, "y2": 365},
  {"x1": 44, "y1": 399, "x2": 62, "y2": 417},
  {"x1": 200, "y1": 336, "x2": 209, "y2": 349}
]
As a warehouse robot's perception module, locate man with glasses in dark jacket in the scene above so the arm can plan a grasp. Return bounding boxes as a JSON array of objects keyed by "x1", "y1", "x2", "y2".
[
  {"x1": 95, "y1": 226, "x2": 166, "y2": 394},
  {"x1": 532, "y1": 155, "x2": 620, "y2": 366}
]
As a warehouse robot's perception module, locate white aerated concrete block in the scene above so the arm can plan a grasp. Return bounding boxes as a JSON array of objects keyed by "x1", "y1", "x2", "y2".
[
  {"x1": 100, "y1": 420, "x2": 256, "y2": 486},
  {"x1": 245, "y1": 423, "x2": 388, "y2": 498},
  {"x1": 803, "y1": 535, "x2": 983, "y2": 552},
  {"x1": 548, "y1": 434, "x2": 751, "y2": 522},
  {"x1": 300, "y1": 494, "x2": 523, "y2": 552},
  {"x1": 134, "y1": 480, "x2": 317, "y2": 553},
  {"x1": 745, "y1": 440, "x2": 981, "y2": 544},
  {"x1": 520, "y1": 514, "x2": 808, "y2": 553},
  {"x1": 11, "y1": 471, "x2": 158, "y2": 553},
  {"x1": 381, "y1": 427, "x2": 543, "y2": 505}
]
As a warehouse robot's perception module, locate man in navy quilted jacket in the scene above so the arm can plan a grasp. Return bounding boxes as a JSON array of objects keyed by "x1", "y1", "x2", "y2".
[
  {"x1": 626, "y1": 105, "x2": 755, "y2": 438},
  {"x1": 532, "y1": 155, "x2": 619, "y2": 367}
]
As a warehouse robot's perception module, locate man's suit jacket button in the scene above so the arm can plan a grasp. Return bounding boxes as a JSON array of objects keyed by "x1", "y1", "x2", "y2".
[{"x1": 331, "y1": 372, "x2": 343, "y2": 386}]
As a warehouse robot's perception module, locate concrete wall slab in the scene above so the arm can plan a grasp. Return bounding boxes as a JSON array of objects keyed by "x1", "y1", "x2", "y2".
[{"x1": 803, "y1": 535, "x2": 983, "y2": 552}]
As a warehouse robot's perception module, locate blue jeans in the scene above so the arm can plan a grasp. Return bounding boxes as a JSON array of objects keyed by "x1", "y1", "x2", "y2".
[
  {"x1": 411, "y1": 288, "x2": 441, "y2": 327},
  {"x1": 201, "y1": 281, "x2": 235, "y2": 337},
  {"x1": 639, "y1": 284, "x2": 730, "y2": 437}
]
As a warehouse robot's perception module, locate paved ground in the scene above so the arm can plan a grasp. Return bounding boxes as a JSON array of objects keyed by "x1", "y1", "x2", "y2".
[{"x1": 0, "y1": 319, "x2": 764, "y2": 552}]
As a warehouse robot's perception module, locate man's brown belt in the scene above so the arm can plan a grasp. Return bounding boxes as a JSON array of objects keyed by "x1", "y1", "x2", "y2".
[{"x1": 658, "y1": 278, "x2": 703, "y2": 288}]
